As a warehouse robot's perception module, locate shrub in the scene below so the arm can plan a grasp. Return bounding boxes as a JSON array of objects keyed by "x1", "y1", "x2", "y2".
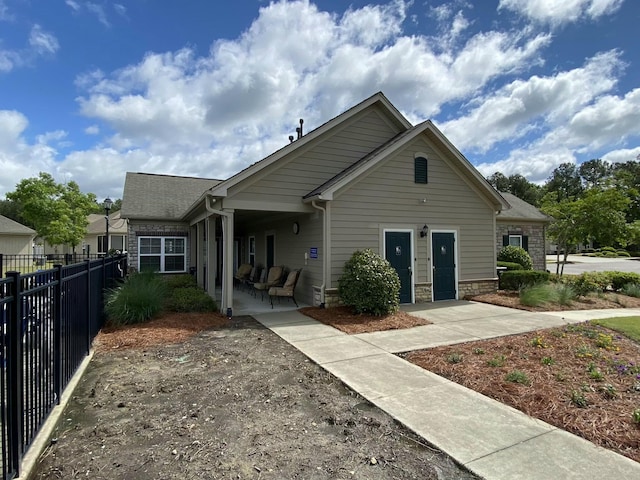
[
  {"x1": 621, "y1": 283, "x2": 640, "y2": 298},
  {"x1": 497, "y1": 245, "x2": 533, "y2": 270},
  {"x1": 499, "y1": 271, "x2": 550, "y2": 291},
  {"x1": 519, "y1": 283, "x2": 576, "y2": 307},
  {"x1": 599, "y1": 246, "x2": 616, "y2": 253},
  {"x1": 505, "y1": 370, "x2": 530, "y2": 385},
  {"x1": 164, "y1": 274, "x2": 198, "y2": 290},
  {"x1": 497, "y1": 261, "x2": 523, "y2": 271},
  {"x1": 104, "y1": 271, "x2": 167, "y2": 326},
  {"x1": 564, "y1": 272, "x2": 611, "y2": 296},
  {"x1": 616, "y1": 250, "x2": 631, "y2": 257},
  {"x1": 166, "y1": 286, "x2": 218, "y2": 312},
  {"x1": 338, "y1": 249, "x2": 400, "y2": 315},
  {"x1": 609, "y1": 272, "x2": 640, "y2": 291}
]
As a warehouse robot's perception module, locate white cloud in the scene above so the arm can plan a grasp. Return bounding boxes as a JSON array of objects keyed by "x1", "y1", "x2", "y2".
[
  {"x1": 441, "y1": 50, "x2": 623, "y2": 152},
  {"x1": 66, "y1": 0, "x2": 113, "y2": 26},
  {"x1": 602, "y1": 147, "x2": 640, "y2": 164},
  {"x1": 498, "y1": 0, "x2": 624, "y2": 26},
  {"x1": 85, "y1": 125, "x2": 100, "y2": 135},
  {"x1": 0, "y1": 0, "x2": 13, "y2": 21},
  {"x1": 29, "y1": 25, "x2": 60, "y2": 54}
]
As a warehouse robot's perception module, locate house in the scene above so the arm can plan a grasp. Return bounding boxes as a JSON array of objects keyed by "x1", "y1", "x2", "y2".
[
  {"x1": 496, "y1": 192, "x2": 550, "y2": 271},
  {"x1": 83, "y1": 211, "x2": 129, "y2": 254},
  {"x1": 0, "y1": 214, "x2": 36, "y2": 255},
  {"x1": 122, "y1": 92, "x2": 514, "y2": 315}
]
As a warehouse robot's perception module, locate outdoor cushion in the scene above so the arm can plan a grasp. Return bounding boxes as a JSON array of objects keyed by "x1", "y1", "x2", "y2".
[
  {"x1": 268, "y1": 269, "x2": 301, "y2": 308},
  {"x1": 253, "y1": 265, "x2": 284, "y2": 299}
]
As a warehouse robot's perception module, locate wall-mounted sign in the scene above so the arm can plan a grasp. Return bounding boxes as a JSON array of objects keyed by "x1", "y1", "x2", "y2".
[{"x1": 310, "y1": 247, "x2": 318, "y2": 259}]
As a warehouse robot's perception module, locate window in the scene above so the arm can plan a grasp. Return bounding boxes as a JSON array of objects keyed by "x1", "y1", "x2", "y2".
[
  {"x1": 98, "y1": 235, "x2": 107, "y2": 254},
  {"x1": 248, "y1": 236, "x2": 256, "y2": 266},
  {"x1": 138, "y1": 236, "x2": 186, "y2": 272},
  {"x1": 414, "y1": 156, "x2": 428, "y2": 184},
  {"x1": 509, "y1": 235, "x2": 522, "y2": 248}
]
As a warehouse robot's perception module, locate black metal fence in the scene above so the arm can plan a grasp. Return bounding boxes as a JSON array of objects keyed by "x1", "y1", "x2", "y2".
[
  {"x1": 0, "y1": 254, "x2": 109, "y2": 278},
  {"x1": 1, "y1": 255, "x2": 126, "y2": 479}
]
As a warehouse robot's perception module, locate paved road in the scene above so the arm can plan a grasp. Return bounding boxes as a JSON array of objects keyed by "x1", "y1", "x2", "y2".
[{"x1": 546, "y1": 255, "x2": 640, "y2": 275}]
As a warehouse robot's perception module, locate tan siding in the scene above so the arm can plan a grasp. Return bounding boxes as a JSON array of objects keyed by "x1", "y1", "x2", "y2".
[
  {"x1": 329, "y1": 136, "x2": 496, "y2": 287},
  {"x1": 229, "y1": 107, "x2": 402, "y2": 207},
  {"x1": 0, "y1": 235, "x2": 34, "y2": 255}
]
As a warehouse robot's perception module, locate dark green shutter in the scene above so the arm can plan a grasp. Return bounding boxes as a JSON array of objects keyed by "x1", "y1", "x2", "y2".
[
  {"x1": 503, "y1": 235, "x2": 509, "y2": 246},
  {"x1": 523, "y1": 236, "x2": 529, "y2": 251},
  {"x1": 415, "y1": 157, "x2": 428, "y2": 183}
]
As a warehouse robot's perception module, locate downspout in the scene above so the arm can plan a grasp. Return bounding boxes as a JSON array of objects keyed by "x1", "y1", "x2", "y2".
[
  {"x1": 311, "y1": 200, "x2": 327, "y2": 307},
  {"x1": 205, "y1": 193, "x2": 233, "y2": 316}
]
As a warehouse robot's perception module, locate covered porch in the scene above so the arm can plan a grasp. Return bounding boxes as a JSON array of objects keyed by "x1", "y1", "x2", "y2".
[{"x1": 215, "y1": 285, "x2": 310, "y2": 316}]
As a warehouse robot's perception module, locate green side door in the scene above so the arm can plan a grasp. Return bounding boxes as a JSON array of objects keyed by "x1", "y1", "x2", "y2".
[
  {"x1": 432, "y1": 232, "x2": 456, "y2": 301},
  {"x1": 385, "y1": 231, "x2": 412, "y2": 304}
]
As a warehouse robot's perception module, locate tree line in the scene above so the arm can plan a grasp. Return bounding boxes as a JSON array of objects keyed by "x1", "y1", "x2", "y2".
[
  {"x1": 487, "y1": 158, "x2": 640, "y2": 260},
  {"x1": 0, "y1": 172, "x2": 121, "y2": 252}
]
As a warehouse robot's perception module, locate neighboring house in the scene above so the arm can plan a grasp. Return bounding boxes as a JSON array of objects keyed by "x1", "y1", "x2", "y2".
[
  {"x1": 496, "y1": 192, "x2": 550, "y2": 271},
  {"x1": 0, "y1": 215, "x2": 36, "y2": 255},
  {"x1": 83, "y1": 211, "x2": 129, "y2": 254},
  {"x1": 121, "y1": 92, "x2": 511, "y2": 315}
]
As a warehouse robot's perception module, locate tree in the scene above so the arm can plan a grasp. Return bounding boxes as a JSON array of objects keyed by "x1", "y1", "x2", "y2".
[
  {"x1": 487, "y1": 172, "x2": 542, "y2": 206},
  {"x1": 577, "y1": 188, "x2": 630, "y2": 247},
  {"x1": 578, "y1": 159, "x2": 612, "y2": 189},
  {"x1": 544, "y1": 163, "x2": 583, "y2": 201},
  {"x1": 487, "y1": 172, "x2": 510, "y2": 192},
  {"x1": 540, "y1": 193, "x2": 583, "y2": 275},
  {"x1": 612, "y1": 160, "x2": 640, "y2": 222},
  {"x1": 0, "y1": 198, "x2": 28, "y2": 225},
  {"x1": 6, "y1": 172, "x2": 97, "y2": 251}
]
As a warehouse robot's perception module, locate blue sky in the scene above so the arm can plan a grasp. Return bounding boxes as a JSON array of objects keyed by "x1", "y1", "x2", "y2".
[{"x1": 0, "y1": 0, "x2": 638, "y2": 201}]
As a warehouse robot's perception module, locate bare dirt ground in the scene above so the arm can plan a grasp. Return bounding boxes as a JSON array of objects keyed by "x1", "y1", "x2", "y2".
[{"x1": 32, "y1": 314, "x2": 477, "y2": 480}]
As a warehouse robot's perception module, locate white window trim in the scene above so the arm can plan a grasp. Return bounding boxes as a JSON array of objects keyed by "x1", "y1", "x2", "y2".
[
  {"x1": 138, "y1": 236, "x2": 187, "y2": 273},
  {"x1": 248, "y1": 236, "x2": 256, "y2": 266},
  {"x1": 509, "y1": 234, "x2": 523, "y2": 248}
]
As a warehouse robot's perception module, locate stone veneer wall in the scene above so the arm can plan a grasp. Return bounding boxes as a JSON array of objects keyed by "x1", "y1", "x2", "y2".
[
  {"x1": 414, "y1": 282, "x2": 432, "y2": 303},
  {"x1": 496, "y1": 223, "x2": 546, "y2": 271},
  {"x1": 458, "y1": 279, "x2": 498, "y2": 298},
  {"x1": 127, "y1": 222, "x2": 190, "y2": 272}
]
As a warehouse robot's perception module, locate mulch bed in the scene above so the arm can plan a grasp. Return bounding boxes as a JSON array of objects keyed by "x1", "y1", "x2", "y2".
[
  {"x1": 404, "y1": 323, "x2": 640, "y2": 463},
  {"x1": 299, "y1": 306, "x2": 431, "y2": 334},
  {"x1": 470, "y1": 291, "x2": 640, "y2": 311}
]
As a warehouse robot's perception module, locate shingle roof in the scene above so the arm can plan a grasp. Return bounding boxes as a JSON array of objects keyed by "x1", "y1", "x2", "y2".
[
  {"x1": 121, "y1": 173, "x2": 223, "y2": 220},
  {"x1": 497, "y1": 192, "x2": 550, "y2": 222},
  {"x1": 0, "y1": 215, "x2": 36, "y2": 235}
]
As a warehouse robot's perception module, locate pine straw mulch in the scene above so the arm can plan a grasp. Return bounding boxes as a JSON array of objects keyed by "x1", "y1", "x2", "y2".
[
  {"x1": 93, "y1": 312, "x2": 230, "y2": 352},
  {"x1": 404, "y1": 322, "x2": 640, "y2": 463},
  {"x1": 470, "y1": 290, "x2": 640, "y2": 311},
  {"x1": 298, "y1": 305, "x2": 431, "y2": 334}
]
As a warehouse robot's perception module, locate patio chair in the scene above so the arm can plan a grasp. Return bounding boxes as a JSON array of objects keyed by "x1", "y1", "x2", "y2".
[
  {"x1": 242, "y1": 265, "x2": 262, "y2": 291},
  {"x1": 233, "y1": 263, "x2": 252, "y2": 287},
  {"x1": 268, "y1": 269, "x2": 302, "y2": 308},
  {"x1": 253, "y1": 265, "x2": 284, "y2": 300}
]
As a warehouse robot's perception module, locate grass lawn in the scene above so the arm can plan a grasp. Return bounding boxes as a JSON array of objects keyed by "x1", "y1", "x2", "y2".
[{"x1": 593, "y1": 316, "x2": 640, "y2": 342}]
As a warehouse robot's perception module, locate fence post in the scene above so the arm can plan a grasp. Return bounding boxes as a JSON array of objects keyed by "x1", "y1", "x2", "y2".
[
  {"x1": 85, "y1": 260, "x2": 91, "y2": 355},
  {"x1": 52, "y1": 264, "x2": 63, "y2": 404},
  {"x1": 0, "y1": 253, "x2": 3, "y2": 277},
  {"x1": 6, "y1": 271, "x2": 23, "y2": 476}
]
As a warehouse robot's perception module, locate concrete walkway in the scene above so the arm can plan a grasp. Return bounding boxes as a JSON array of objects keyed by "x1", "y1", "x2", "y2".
[{"x1": 253, "y1": 301, "x2": 640, "y2": 480}]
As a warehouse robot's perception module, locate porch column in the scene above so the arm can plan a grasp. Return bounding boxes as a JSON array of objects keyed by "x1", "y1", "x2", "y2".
[
  {"x1": 206, "y1": 216, "x2": 216, "y2": 298},
  {"x1": 221, "y1": 209, "x2": 235, "y2": 316}
]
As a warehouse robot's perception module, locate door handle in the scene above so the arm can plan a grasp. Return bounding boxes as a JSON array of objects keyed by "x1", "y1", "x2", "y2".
[{"x1": 407, "y1": 266, "x2": 412, "y2": 275}]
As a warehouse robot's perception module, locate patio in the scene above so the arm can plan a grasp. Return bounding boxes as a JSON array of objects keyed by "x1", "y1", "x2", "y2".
[{"x1": 214, "y1": 284, "x2": 310, "y2": 316}]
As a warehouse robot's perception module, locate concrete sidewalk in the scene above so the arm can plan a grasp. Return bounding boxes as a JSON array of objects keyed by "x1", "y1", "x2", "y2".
[{"x1": 253, "y1": 301, "x2": 640, "y2": 480}]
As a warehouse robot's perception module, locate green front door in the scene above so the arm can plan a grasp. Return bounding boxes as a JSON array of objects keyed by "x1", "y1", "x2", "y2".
[
  {"x1": 432, "y1": 232, "x2": 456, "y2": 301},
  {"x1": 385, "y1": 231, "x2": 412, "y2": 304}
]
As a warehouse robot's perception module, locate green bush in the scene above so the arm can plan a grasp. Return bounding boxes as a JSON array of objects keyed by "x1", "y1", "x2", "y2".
[
  {"x1": 616, "y1": 250, "x2": 631, "y2": 257},
  {"x1": 564, "y1": 272, "x2": 611, "y2": 296},
  {"x1": 338, "y1": 249, "x2": 400, "y2": 315},
  {"x1": 164, "y1": 273, "x2": 198, "y2": 290},
  {"x1": 621, "y1": 283, "x2": 640, "y2": 298},
  {"x1": 497, "y1": 261, "x2": 523, "y2": 271},
  {"x1": 166, "y1": 287, "x2": 218, "y2": 312},
  {"x1": 609, "y1": 272, "x2": 640, "y2": 291},
  {"x1": 497, "y1": 245, "x2": 533, "y2": 270},
  {"x1": 104, "y1": 271, "x2": 167, "y2": 326},
  {"x1": 499, "y1": 271, "x2": 550, "y2": 291},
  {"x1": 600, "y1": 246, "x2": 616, "y2": 253},
  {"x1": 520, "y1": 283, "x2": 576, "y2": 307}
]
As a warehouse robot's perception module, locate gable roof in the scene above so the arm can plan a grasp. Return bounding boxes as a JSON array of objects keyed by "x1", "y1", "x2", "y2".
[
  {"x1": 497, "y1": 192, "x2": 550, "y2": 222},
  {"x1": 121, "y1": 172, "x2": 223, "y2": 220},
  {"x1": 86, "y1": 211, "x2": 128, "y2": 235},
  {"x1": 207, "y1": 91, "x2": 412, "y2": 198},
  {"x1": 303, "y1": 120, "x2": 508, "y2": 210},
  {"x1": 0, "y1": 215, "x2": 36, "y2": 235}
]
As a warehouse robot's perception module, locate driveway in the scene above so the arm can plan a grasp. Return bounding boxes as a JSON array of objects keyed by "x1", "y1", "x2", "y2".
[{"x1": 546, "y1": 254, "x2": 640, "y2": 275}]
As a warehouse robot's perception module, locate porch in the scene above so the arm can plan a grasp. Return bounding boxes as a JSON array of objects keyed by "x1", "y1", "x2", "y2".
[{"x1": 213, "y1": 285, "x2": 310, "y2": 316}]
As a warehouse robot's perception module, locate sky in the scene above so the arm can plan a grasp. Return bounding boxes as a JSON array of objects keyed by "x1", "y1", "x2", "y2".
[{"x1": 0, "y1": 0, "x2": 639, "y2": 202}]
